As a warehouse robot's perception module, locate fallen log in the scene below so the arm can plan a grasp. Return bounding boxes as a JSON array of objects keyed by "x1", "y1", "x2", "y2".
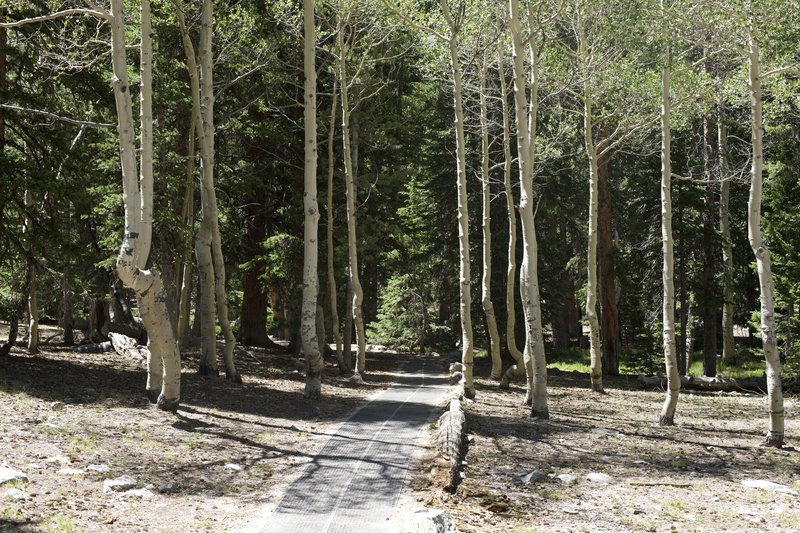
[
  {"x1": 637, "y1": 374, "x2": 767, "y2": 393},
  {"x1": 437, "y1": 383, "x2": 466, "y2": 492}
]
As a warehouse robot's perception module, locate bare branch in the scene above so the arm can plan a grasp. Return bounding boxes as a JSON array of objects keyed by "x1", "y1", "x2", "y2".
[
  {"x1": 0, "y1": 104, "x2": 115, "y2": 129},
  {"x1": 0, "y1": 8, "x2": 109, "y2": 27}
]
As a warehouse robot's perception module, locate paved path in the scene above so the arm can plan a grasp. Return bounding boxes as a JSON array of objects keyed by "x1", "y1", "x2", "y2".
[{"x1": 261, "y1": 356, "x2": 448, "y2": 533}]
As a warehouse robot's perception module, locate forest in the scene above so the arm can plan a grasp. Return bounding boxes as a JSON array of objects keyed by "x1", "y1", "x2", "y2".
[{"x1": 0, "y1": 0, "x2": 799, "y2": 531}]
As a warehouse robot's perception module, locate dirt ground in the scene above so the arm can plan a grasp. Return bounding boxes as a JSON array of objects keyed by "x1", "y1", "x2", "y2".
[
  {"x1": 0, "y1": 327, "x2": 420, "y2": 533},
  {"x1": 2, "y1": 331, "x2": 799, "y2": 533},
  {"x1": 414, "y1": 358, "x2": 800, "y2": 533}
]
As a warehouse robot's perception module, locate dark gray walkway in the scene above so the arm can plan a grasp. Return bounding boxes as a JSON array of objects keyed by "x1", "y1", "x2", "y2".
[{"x1": 260, "y1": 356, "x2": 448, "y2": 533}]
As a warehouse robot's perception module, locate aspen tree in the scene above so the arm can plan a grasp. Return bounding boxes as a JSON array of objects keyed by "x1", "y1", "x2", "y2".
[{"x1": 302, "y1": 0, "x2": 324, "y2": 397}]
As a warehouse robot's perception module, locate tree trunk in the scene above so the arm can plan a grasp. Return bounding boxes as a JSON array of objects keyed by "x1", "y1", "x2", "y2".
[
  {"x1": 509, "y1": 0, "x2": 548, "y2": 416},
  {"x1": 497, "y1": 55, "x2": 526, "y2": 390},
  {"x1": 440, "y1": 0, "x2": 475, "y2": 399},
  {"x1": 659, "y1": 44, "x2": 680, "y2": 426},
  {"x1": 24, "y1": 190, "x2": 38, "y2": 354},
  {"x1": 746, "y1": 28, "x2": 783, "y2": 447},
  {"x1": 326, "y1": 81, "x2": 345, "y2": 371},
  {"x1": 336, "y1": 17, "x2": 367, "y2": 377},
  {"x1": 678, "y1": 186, "x2": 688, "y2": 374},
  {"x1": 176, "y1": 114, "x2": 196, "y2": 346},
  {"x1": 582, "y1": 75, "x2": 603, "y2": 392},
  {"x1": 301, "y1": 0, "x2": 324, "y2": 398},
  {"x1": 111, "y1": 0, "x2": 180, "y2": 411},
  {"x1": 701, "y1": 107, "x2": 717, "y2": 378},
  {"x1": 479, "y1": 61, "x2": 502, "y2": 381},
  {"x1": 719, "y1": 115, "x2": 735, "y2": 365},
  {"x1": 598, "y1": 145, "x2": 619, "y2": 376}
]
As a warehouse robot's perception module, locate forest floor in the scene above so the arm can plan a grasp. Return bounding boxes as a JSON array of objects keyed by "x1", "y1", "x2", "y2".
[
  {"x1": 2, "y1": 329, "x2": 799, "y2": 533},
  {"x1": 0, "y1": 326, "x2": 425, "y2": 533},
  {"x1": 412, "y1": 357, "x2": 800, "y2": 533}
]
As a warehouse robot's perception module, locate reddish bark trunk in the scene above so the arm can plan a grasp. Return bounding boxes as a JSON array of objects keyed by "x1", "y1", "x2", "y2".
[
  {"x1": 702, "y1": 115, "x2": 718, "y2": 377},
  {"x1": 598, "y1": 147, "x2": 619, "y2": 375}
]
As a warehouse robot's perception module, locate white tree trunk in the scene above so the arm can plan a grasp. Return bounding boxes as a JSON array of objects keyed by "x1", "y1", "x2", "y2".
[
  {"x1": 327, "y1": 81, "x2": 344, "y2": 371},
  {"x1": 581, "y1": 49, "x2": 603, "y2": 393},
  {"x1": 659, "y1": 44, "x2": 679, "y2": 426},
  {"x1": 336, "y1": 14, "x2": 367, "y2": 377},
  {"x1": 479, "y1": 61, "x2": 502, "y2": 381},
  {"x1": 441, "y1": 0, "x2": 475, "y2": 399},
  {"x1": 718, "y1": 117, "x2": 735, "y2": 365},
  {"x1": 497, "y1": 55, "x2": 526, "y2": 390},
  {"x1": 509, "y1": 0, "x2": 547, "y2": 416},
  {"x1": 746, "y1": 29, "x2": 783, "y2": 447},
  {"x1": 111, "y1": 0, "x2": 180, "y2": 411},
  {"x1": 302, "y1": 0, "x2": 324, "y2": 398}
]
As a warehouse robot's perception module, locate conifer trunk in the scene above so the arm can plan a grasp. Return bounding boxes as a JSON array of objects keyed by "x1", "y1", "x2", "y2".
[{"x1": 718, "y1": 117, "x2": 735, "y2": 365}]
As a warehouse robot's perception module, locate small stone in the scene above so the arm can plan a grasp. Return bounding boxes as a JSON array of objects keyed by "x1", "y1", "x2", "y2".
[
  {"x1": 586, "y1": 472, "x2": 615, "y2": 484},
  {"x1": 156, "y1": 482, "x2": 177, "y2": 493},
  {"x1": 50, "y1": 401, "x2": 65, "y2": 411},
  {"x1": 519, "y1": 470, "x2": 544, "y2": 484},
  {"x1": 742, "y1": 479, "x2": 798, "y2": 496},
  {"x1": 121, "y1": 488, "x2": 153, "y2": 499},
  {"x1": 87, "y1": 464, "x2": 111, "y2": 473},
  {"x1": 3, "y1": 488, "x2": 28, "y2": 501},
  {"x1": 224, "y1": 463, "x2": 242, "y2": 472},
  {"x1": 0, "y1": 466, "x2": 28, "y2": 485},
  {"x1": 58, "y1": 468, "x2": 84, "y2": 476},
  {"x1": 103, "y1": 475, "x2": 137, "y2": 493},
  {"x1": 44, "y1": 456, "x2": 71, "y2": 465},
  {"x1": 26, "y1": 463, "x2": 41, "y2": 470},
  {"x1": 633, "y1": 460, "x2": 649, "y2": 465},
  {"x1": 557, "y1": 474, "x2": 577, "y2": 484},
  {"x1": 449, "y1": 362, "x2": 463, "y2": 374},
  {"x1": 410, "y1": 508, "x2": 458, "y2": 533}
]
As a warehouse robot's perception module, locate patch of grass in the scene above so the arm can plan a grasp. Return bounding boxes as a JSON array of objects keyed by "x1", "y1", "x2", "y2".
[
  {"x1": 256, "y1": 431, "x2": 275, "y2": 443},
  {"x1": 474, "y1": 350, "x2": 489, "y2": 360},
  {"x1": 68, "y1": 433, "x2": 100, "y2": 454},
  {"x1": 44, "y1": 513, "x2": 76, "y2": 533},
  {"x1": 547, "y1": 347, "x2": 591, "y2": 373},
  {"x1": 540, "y1": 488, "x2": 567, "y2": 501},
  {"x1": 1, "y1": 505, "x2": 24, "y2": 521}
]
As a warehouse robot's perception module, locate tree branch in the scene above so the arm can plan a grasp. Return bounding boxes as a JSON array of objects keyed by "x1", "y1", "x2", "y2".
[{"x1": 0, "y1": 104, "x2": 115, "y2": 129}]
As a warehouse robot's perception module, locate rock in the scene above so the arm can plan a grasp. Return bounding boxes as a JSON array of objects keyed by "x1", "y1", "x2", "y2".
[
  {"x1": 26, "y1": 463, "x2": 41, "y2": 470},
  {"x1": 58, "y1": 468, "x2": 84, "y2": 476},
  {"x1": 103, "y1": 475, "x2": 137, "y2": 493},
  {"x1": 557, "y1": 473, "x2": 577, "y2": 484},
  {"x1": 87, "y1": 464, "x2": 111, "y2": 473},
  {"x1": 3, "y1": 488, "x2": 28, "y2": 501},
  {"x1": 121, "y1": 488, "x2": 154, "y2": 499},
  {"x1": 586, "y1": 472, "x2": 615, "y2": 485},
  {"x1": 742, "y1": 479, "x2": 798, "y2": 496},
  {"x1": 224, "y1": 463, "x2": 242, "y2": 472},
  {"x1": 44, "y1": 456, "x2": 71, "y2": 465},
  {"x1": 519, "y1": 470, "x2": 545, "y2": 485},
  {"x1": 449, "y1": 362, "x2": 463, "y2": 374},
  {"x1": 449, "y1": 372, "x2": 463, "y2": 385},
  {"x1": 404, "y1": 509, "x2": 458, "y2": 533},
  {"x1": 156, "y1": 482, "x2": 177, "y2": 494},
  {"x1": 50, "y1": 401, "x2": 65, "y2": 411},
  {"x1": 0, "y1": 466, "x2": 28, "y2": 485}
]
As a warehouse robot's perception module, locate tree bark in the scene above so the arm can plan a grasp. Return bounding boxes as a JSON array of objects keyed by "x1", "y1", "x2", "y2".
[
  {"x1": 659, "y1": 42, "x2": 680, "y2": 426},
  {"x1": 478, "y1": 61, "x2": 502, "y2": 381},
  {"x1": 598, "y1": 145, "x2": 619, "y2": 376},
  {"x1": 718, "y1": 115, "x2": 735, "y2": 365},
  {"x1": 111, "y1": 0, "x2": 180, "y2": 411},
  {"x1": 497, "y1": 55, "x2": 526, "y2": 390},
  {"x1": 336, "y1": 15, "x2": 367, "y2": 377},
  {"x1": 746, "y1": 26, "x2": 783, "y2": 447},
  {"x1": 300, "y1": 0, "x2": 324, "y2": 397},
  {"x1": 326, "y1": 81, "x2": 345, "y2": 371},
  {"x1": 440, "y1": 0, "x2": 475, "y2": 399},
  {"x1": 509, "y1": 0, "x2": 548, "y2": 416},
  {"x1": 701, "y1": 105, "x2": 717, "y2": 378},
  {"x1": 24, "y1": 190, "x2": 38, "y2": 354}
]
